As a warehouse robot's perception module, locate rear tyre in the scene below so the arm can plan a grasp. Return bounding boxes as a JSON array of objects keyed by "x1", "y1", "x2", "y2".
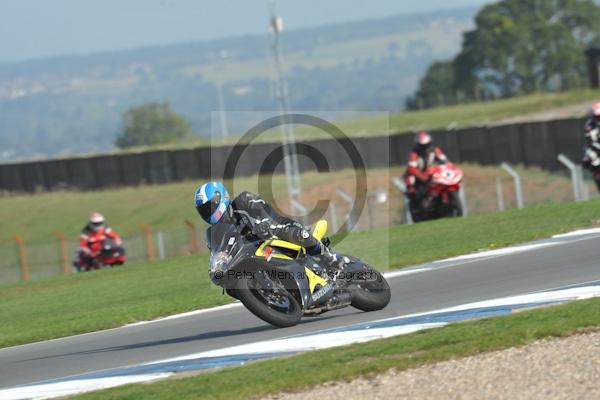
[
  {"x1": 235, "y1": 272, "x2": 302, "y2": 328},
  {"x1": 350, "y1": 266, "x2": 391, "y2": 312}
]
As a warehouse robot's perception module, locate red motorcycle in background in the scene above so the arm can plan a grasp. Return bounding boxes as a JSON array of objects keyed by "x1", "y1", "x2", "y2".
[
  {"x1": 73, "y1": 238, "x2": 126, "y2": 272},
  {"x1": 409, "y1": 162, "x2": 464, "y2": 222}
]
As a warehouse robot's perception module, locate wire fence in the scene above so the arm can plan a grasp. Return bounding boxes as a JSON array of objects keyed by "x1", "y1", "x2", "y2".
[{"x1": 0, "y1": 224, "x2": 207, "y2": 285}]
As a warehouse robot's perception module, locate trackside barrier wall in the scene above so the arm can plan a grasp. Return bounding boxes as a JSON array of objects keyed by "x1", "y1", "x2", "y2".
[{"x1": 0, "y1": 117, "x2": 587, "y2": 192}]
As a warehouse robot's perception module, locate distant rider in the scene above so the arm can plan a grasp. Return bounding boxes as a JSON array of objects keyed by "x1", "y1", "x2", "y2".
[
  {"x1": 582, "y1": 102, "x2": 600, "y2": 191},
  {"x1": 195, "y1": 182, "x2": 348, "y2": 269},
  {"x1": 76, "y1": 212, "x2": 122, "y2": 268},
  {"x1": 403, "y1": 131, "x2": 448, "y2": 209}
]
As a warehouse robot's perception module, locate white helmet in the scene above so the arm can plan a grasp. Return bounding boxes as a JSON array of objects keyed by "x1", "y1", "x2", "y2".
[{"x1": 89, "y1": 212, "x2": 105, "y2": 230}]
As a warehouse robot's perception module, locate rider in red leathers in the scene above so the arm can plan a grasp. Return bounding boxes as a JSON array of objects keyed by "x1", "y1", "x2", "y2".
[
  {"x1": 404, "y1": 131, "x2": 448, "y2": 212},
  {"x1": 76, "y1": 212, "x2": 123, "y2": 270}
]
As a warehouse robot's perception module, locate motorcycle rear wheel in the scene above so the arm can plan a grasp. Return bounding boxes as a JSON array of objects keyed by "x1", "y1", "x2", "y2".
[
  {"x1": 235, "y1": 272, "x2": 302, "y2": 328},
  {"x1": 350, "y1": 266, "x2": 391, "y2": 312}
]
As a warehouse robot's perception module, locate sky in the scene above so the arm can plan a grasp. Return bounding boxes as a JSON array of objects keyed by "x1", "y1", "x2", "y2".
[{"x1": 0, "y1": 0, "x2": 492, "y2": 62}]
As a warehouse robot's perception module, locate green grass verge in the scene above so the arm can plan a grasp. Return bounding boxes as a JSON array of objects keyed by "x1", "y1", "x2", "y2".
[
  {"x1": 0, "y1": 169, "x2": 348, "y2": 244},
  {"x1": 1, "y1": 199, "x2": 600, "y2": 348},
  {"x1": 380, "y1": 88, "x2": 600, "y2": 135},
  {"x1": 0, "y1": 256, "x2": 221, "y2": 348},
  {"x1": 171, "y1": 89, "x2": 600, "y2": 147},
  {"x1": 99, "y1": 89, "x2": 600, "y2": 152},
  {"x1": 72, "y1": 296, "x2": 600, "y2": 400}
]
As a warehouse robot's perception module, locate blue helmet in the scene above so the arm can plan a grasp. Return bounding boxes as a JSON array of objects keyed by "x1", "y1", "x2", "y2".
[{"x1": 195, "y1": 182, "x2": 231, "y2": 224}]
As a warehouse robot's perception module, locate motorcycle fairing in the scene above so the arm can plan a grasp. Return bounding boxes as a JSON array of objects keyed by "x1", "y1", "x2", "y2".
[
  {"x1": 210, "y1": 219, "x2": 335, "y2": 308},
  {"x1": 254, "y1": 220, "x2": 328, "y2": 260},
  {"x1": 255, "y1": 240, "x2": 304, "y2": 260}
]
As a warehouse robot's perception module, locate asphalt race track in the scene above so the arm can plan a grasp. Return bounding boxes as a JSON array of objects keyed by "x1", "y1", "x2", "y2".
[{"x1": 2, "y1": 230, "x2": 600, "y2": 392}]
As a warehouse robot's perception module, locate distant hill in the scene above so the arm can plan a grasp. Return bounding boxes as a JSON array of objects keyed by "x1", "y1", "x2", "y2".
[{"x1": 0, "y1": 7, "x2": 476, "y2": 160}]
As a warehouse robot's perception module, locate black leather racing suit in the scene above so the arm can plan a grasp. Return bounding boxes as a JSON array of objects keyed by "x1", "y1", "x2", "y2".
[
  {"x1": 234, "y1": 191, "x2": 324, "y2": 252},
  {"x1": 583, "y1": 119, "x2": 600, "y2": 191},
  {"x1": 209, "y1": 191, "x2": 323, "y2": 255}
]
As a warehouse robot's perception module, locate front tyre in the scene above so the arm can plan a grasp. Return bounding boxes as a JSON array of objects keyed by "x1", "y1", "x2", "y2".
[
  {"x1": 448, "y1": 190, "x2": 463, "y2": 217},
  {"x1": 350, "y1": 266, "x2": 391, "y2": 311},
  {"x1": 235, "y1": 271, "x2": 302, "y2": 328}
]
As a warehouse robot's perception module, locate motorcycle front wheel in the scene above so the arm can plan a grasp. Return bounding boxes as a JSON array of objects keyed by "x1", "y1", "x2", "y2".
[
  {"x1": 235, "y1": 270, "x2": 302, "y2": 328},
  {"x1": 448, "y1": 191, "x2": 463, "y2": 217}
]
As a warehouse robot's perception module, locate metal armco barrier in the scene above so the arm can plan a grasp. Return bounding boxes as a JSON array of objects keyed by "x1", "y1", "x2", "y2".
[{"x1": 0, "y1": 117, "x2": 586, "y2": 193}]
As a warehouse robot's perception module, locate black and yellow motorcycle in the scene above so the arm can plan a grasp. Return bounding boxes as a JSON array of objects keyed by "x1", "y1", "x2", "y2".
[{"x1": 207, "y1": 220, "x2": 390, "y2": 327}]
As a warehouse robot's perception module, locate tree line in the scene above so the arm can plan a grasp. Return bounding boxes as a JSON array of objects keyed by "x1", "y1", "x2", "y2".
[{"x1": 406, "y1": 0, "x2": 600, "y2": 110}]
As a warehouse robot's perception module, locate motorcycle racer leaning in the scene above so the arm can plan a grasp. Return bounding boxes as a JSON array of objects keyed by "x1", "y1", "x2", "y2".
[
  {"x1": 195, "y1": 182, "x2": 348, "y2": 270},
  {"x1": 77, "y1": 212, "x2": 122, "y2": 268},
  {"x1": 404, "y1": 131, "x2": 448, "y2": 209},
  {"x1": 583, "y1": 102, "x2": 600, "y2": 191}
]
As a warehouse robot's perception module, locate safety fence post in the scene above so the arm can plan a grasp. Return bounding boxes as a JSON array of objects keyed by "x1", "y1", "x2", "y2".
[
  {"x1": 53, "y1": 231, "x2": 71, "y2": 275},
  {"x1": 391, "y1": 177, "x2": 413, "y2": 225},
  {"x1": 328, "y1": 202, "x2": 339, "y2": 234},
  {"x1": 290, "y1": 198, "x2": 309, "y2": 228},
  {"x1": 496, "y1": 176, "x2": 505, "y2": 211},
  {"x1": 156, "y1": 232, "x2": 166, "y2": 260},
  {"x1": 501, "y1": 162, "x2": 524, "y2": 209},
  {"x1": 366, "y1": 189, "x2": 388, "y2": 230},
  {"x1": 336, "y1": 187, "x2": 359, "y2": 231},
  {"x1": 139, "y1": 224, "x2": 156, "y2": 261},
  {"x1": 13, "y1": 235, "x2": 30, "y2": 282},
  {"x1": 184, "y1": 220, "x2": 200, "y2": 254},
  {"x1": 557, "y1": 154, "x2": 582, "y2": 201},
  {"x1": 458, "y1": 183, "x2": 468, "y2": 217},
  {"x1": 576, "y1": 165, "x2": 590, "y2": 201}
]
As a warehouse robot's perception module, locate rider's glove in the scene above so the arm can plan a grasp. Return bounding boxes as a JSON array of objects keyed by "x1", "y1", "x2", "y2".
[{"x1": 255, "y1": 219, "x2": 273, "y2": 239}]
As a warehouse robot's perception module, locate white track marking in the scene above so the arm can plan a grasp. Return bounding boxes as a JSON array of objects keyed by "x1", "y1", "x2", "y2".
[
  {"x1": 149, "y1": 323, "x2": 445, "y2": 364},
  {"x1": 434, "y1": 242, "x2": 557, "y2": 263},
  {"x1": 123, "y1": 302, "x2": 243, "y2": 327},
  {"x1": 0, "y1": 374, "x2": 171, "y2": 400},
  {"x1": 552, "y1": 227, "x2": 600, "y2": 238},
  {"x1": 383, "y1": 267, "x2": 431, "y2": 279}
]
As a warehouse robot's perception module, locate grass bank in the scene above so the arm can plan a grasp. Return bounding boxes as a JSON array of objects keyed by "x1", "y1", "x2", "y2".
[
  {"x1": 215, "y1": 88, "x2": 600, "y2": 144},
  {"x1": 138, "y1": 89, "x2": 600, "y2": 147}
]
